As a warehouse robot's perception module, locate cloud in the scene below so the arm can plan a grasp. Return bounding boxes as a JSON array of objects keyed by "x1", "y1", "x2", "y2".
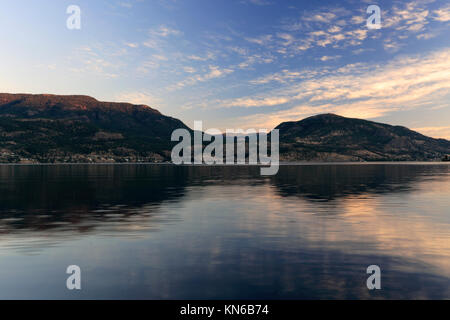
[
  {"x1": 236, "y1": 54, "x2": 274, "y2": 69},
  {"x1": 114, "y1": 91, "x2": 161, "y2": 107},
  {"x1": 228, "y1": 46, "x2": 248, "y2": 56},
  {"x1": 350, "y1": 15, "x2": 365, "y2": 24},
  {"x1": 274, "y1": 8, "x2": 370, "y2": 54},
  {"x1": 170, "y1": 65, "x2": 234, "y2": 90},
  {"x1": 136, "y1": 60, "x2": 159, "y2": 74},
  {"x1": 277, "y1": 33, "x2": 294, "y2": 46},
  {"x1": 433, "y1": 4, "x2": 450, "y2": 22},
  {"x1": 142, "y1": 39, "x2": 159, "y2": 49},
  {"x1": 328, "y1": 26, "x2": 342, "y2": 33},
  {"x1": 118, "y1": 1, "x2": 133, "y2": 9},
  {"x1": 272, "y1": 2, "x2": 449, "y2": 56},
  {"x1": 150, "y1": 25, "x2": 181, "y2": 37},
  {"x1": 319, "y1": 55, "x2": 341, "y2": 61},
  {"x1": 205, "y1": 65, "x2": 232, "y2": 79},
  {"x1": 187, "y1": 52, "x2": 215, "y2": 61},
  {"x1": 152, "y1": 54, "x2": 168, "y2": 61},
  {"x1": 242, "y1": 0, "x2": 273, "y2": 5},
  {"x1": 60, "y1": 1, "x2": 450, "y2": 130},
  {"x1": 143, "y1": 25, "x2": 182, "y2": 49},
  {"x1": 245, "y1": 35, "x2": 273, "y2": 45},
  {"x1": 250, "y1": 69, "x2": 314, "y2": 84},
  {"x1": 380, "y1": 1, "x2": 450, "y2": 44},
  {"x1": 125, "y1": 42, "x2": 139, "y2": 48},
  {"x1": 304, "y1": 12, "x2": 337, "y2": 23},
  {"x1": 222, "y1": 48, "x2": 450, "y2": 129},
  {"x1": 416, "y1": 32, "x2": 437, "y2": 40},
  {"x1": 67, "y1": 46, "x2": 121, "y2": 79},
  {"x1": 223, "y1": 97, "x2": 290, "y2": 108},
  {"x1": 384, "y1": 2, "x2": 429, "y2": 30},
  {"x1": 383, "y1": 38, "x2": 402, "y2": 52},
  {"x1": 183, "y1": 66, "x2": 196, "y2": 73},
  {"x1": 412, "y1": 126, "x2": 450, "y2": 140}
]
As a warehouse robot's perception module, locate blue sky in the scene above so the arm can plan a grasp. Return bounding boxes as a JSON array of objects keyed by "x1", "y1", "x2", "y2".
[{"x1": 0, "y1": 0, "x2": 449, "y2": 137}]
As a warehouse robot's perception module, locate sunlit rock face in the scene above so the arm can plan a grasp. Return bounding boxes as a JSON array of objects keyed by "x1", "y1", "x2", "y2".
[{"x1": 0, "y1": 93, "x2": 190, "y2": 163}]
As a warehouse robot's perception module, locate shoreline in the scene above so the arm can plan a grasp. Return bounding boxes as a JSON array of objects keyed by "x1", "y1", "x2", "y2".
[{"x1": 0, "y1": 161, "x2": 449, "y2": 166}]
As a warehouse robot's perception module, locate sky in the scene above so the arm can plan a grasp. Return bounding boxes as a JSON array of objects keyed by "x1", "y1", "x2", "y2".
[{"x1": 0, "y1": 0, "x2": 449, "y2": 138}]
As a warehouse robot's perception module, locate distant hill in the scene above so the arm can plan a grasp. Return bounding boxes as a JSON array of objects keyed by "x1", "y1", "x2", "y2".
[
  {"x1": 0, "y1": 93, "x2": 189, "y2": 163},
  {"x1": 276, "y1": 113, "x2": 450, "y2": 161},
  {"x1": 0, "y1": 94, "x2": 449, "y2": 163}
]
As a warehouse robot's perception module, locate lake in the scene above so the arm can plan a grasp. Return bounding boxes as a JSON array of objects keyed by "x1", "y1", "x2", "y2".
[{"x1": 0, "y1": 163, "x2": 449, "y2": 299}]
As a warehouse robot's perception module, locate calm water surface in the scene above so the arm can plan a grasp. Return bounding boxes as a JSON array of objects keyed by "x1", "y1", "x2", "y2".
[{"x1": 0, "y1": 164, "x2": 449, "y2": 299}]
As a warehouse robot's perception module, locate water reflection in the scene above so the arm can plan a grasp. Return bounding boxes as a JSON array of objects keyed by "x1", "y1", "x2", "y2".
[
  {"x1": 0, "y1": 165, "x2": 188, "y2": 235},
  {"x1": 272, "y1": 164, "x2": 448, "y2": 201},
  {"x1": 0, "y1": 164, "x2": 448, "y2": 299}
]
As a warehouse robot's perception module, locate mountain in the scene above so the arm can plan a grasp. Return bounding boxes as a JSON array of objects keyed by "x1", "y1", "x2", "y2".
[
  {"x1": 0, "y1": 93, "x2": 189, "y2": 163},
  {"x1": 1, "y1": 94, "x2": 449, "y2": 163},
  {"x1": 276, "y1": 113, "x2": 450, "y2": 161}
]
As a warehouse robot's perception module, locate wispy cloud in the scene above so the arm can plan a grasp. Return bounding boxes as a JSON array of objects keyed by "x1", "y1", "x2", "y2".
[
  {"x1": 236, "y1": 54, "x2": 274, "y2": 69},
  {"x1": 125, "y1": 42, "x2": 139, "y2": 48},
  {"x1": 6, "y1": 0, "x2": 449, "y2": 133},
  {"x1": 118, "y1": 1, "x2": 133, "y2": 9},
  {"x1": 223, "y1": 96, "x2": 290, "y2": 108},
  {"x1": 412, "y1": 126, "x2": 450, "y2": 139},
  {"x1": 143, "y1": 25, "x2": 182, "y2": 49},
  {"x1": 186, "y1": 52, "x2": 216, "y2": 61},
  {"x1": 114, "y1": 91, "x2": 161, "y2": 107},
  {"x1": 67, "y1": 46, "x2": 122, "y2": 79},
  {"x1": 150, "y1": 25, "x2": 182, "y2": 37},
  {"x1": 433, "y1": 4, "x2": 450, "y2": 21},
  {"x1": 222, "y1": 48, "x2": 450, "y2": 129},
  {"x1": 183, "y1": 66, "x2": 196, "y2": 73},
  {"x1": 242, "y1": 0, "x2": 273, "y2": 6},
  {"x1": 245, "y1": 34, "x2": 273, "y2": 46},
  {"x1": 319, "y1": 55, "x2": 342, "y2": 61},
  {"x1": 169, "y1": 65, "x2": 234, "y2": 90}
]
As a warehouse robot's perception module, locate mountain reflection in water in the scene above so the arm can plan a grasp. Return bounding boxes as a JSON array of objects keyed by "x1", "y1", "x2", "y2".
[{"x1": 0, "y1": 163, "x2": 448, "y2": 299}]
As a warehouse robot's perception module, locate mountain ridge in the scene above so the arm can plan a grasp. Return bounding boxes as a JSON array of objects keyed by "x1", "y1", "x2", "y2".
[
  {"x1": 0, "y1": 93, "x2": 162, "y2": 115},
  {"x1": 0, "y1": 93, "x2": 189, "y2": 163},
  {"x1": 276, "y1": 113, "x2": 450, "y2": 161},
  {"x1": 0, "y1": 93, "x2": 449, "y2": 163}
]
